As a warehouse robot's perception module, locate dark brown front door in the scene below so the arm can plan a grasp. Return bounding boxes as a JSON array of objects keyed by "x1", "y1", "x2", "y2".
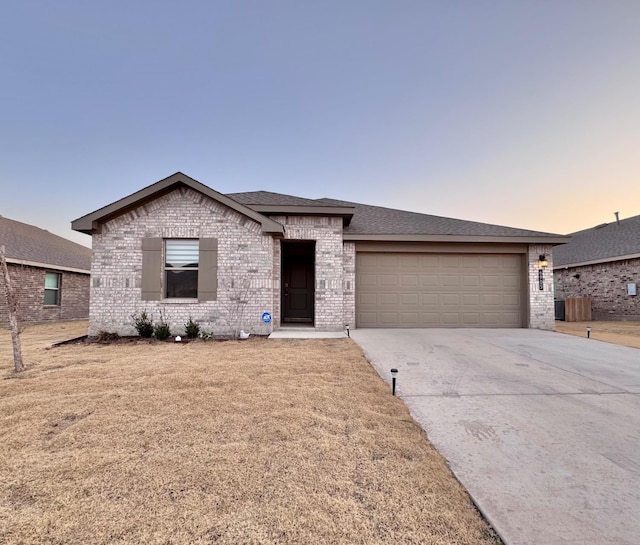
[{"x1": 281, "y1": 242, "x2": 315, "y2": 323}]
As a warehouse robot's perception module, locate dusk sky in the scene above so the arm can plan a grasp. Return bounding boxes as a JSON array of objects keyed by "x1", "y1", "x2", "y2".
[{"x1": 1, "y1": 1, "x2": 639, "y2": 247}]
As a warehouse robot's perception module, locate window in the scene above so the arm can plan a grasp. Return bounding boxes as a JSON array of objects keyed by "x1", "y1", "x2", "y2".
[
  {"x1": 141, "y1": 237, "x2": 217, "y2": 301},
  {"x1": 44, "y1": 272, "x2": 61, "y2": 305},
  {"x1": 164, "y1": 240, "x2": 199, "y2": 298}
]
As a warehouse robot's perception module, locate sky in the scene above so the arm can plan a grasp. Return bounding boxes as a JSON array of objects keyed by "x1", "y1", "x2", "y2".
[{"x1": 1, "y1": 0, "x2": 639, "y2": 247}]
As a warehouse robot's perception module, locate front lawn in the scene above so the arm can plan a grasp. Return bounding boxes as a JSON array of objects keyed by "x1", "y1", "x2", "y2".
[{"x1": 1, "y1": 323, "x2": 498, "y2": 545}]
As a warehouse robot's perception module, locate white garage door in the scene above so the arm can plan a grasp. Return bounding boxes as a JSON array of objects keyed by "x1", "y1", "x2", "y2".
[{"x1": 356, "y1": 253, "x2": 524, "y2": 328}]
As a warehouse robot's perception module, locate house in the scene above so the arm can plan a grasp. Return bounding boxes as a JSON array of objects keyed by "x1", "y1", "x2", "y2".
[
  {"x1": 71, "y1": 172, "x2": 568, "y2": 336},
  {"x1": 0, "y1": 216, "x2": 91, "y2": 324},
  {"x1": 553, "y1": 214, "x2": 640, "y2": 320}
]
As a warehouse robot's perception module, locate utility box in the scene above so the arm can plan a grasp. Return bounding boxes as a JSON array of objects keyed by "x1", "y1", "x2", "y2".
[{"x1": 565, "y1": 297, "x2": 592, "y2": 322}]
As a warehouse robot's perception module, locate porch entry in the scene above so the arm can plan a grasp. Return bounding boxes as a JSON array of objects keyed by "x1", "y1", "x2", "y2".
[{"x1": 281, "y1": 241, "x2": 315, "y2": 324}]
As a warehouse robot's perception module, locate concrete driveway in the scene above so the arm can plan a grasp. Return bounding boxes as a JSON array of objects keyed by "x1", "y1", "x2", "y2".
[{"x1": 351, "y1": 328, "x2": 640, "y2": 545}]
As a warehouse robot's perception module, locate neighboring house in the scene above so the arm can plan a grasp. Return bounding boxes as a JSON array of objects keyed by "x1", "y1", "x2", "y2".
[
  {"x1": 553, "y1": 214, "x2": 640, "y2": 320},
  {"x1": 0, "y1": 216, "x2": 91, "y2": 324},
  {"x1": 71, "y1": 172, "x2": 568, "y2": 336}
]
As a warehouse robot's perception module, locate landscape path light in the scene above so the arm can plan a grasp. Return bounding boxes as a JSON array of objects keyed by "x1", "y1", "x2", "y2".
[
  {"x1": 390, "y1": 368, "x2": 398, "y2": 396},
  {"x1": 587, "y1": 327, "x2": 591, "y2": 339}
]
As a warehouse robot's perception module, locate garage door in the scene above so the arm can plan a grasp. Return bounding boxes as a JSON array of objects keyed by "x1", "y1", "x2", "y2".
[{"x1": 356, "y1": 253, "x2": 524, "y2": 328}]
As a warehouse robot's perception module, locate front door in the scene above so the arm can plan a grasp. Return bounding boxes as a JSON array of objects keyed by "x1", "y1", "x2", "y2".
[{"x1": 281, "y1": 242, "x2": 315, "y2": 323}]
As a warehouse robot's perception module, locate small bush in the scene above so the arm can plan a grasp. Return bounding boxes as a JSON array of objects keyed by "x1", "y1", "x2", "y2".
[
  {"x1": 184, "y1": 317, "x2": 200, "y2": 339},
  {"x1": 96, "y1": 330, "x2": 120, "y2": 343},
  {"x1": 154, "y1": 322, "x2": 171, "y2": 341},
  {"x1": 199, "y1": 330, "x2": 212, "y2": 341},
  {"x1": 132, "y1": 311, "x2": 154, "y2": 338}
]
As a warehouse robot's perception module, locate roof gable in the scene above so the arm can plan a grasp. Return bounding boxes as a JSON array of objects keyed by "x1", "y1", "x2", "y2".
[
  {"x1": 72, "y1": 172, "x2": 284, "y2": 236},
  {"x1": 553, "y1": 214, "x2": 640, "y2": 267},
  {"x1": 0, "y1": 216, "x2": 91, "y2": 272}
]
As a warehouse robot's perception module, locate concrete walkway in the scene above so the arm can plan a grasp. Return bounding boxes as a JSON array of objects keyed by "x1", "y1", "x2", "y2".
[
  {"x1": 351, "y1": 328, "x2": 640, "y2": 545},
  {"x1": 268, "y1": 327, "x2": 346, "y2": 339}
]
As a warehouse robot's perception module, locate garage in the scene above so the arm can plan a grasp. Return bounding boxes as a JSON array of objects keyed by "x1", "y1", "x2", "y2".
[{"x1": 356, "y1": 252, "x2": 525, "y2": 327}]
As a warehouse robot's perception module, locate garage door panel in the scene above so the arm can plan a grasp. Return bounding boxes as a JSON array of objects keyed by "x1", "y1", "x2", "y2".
[
  {"x1": 421, "y1": 293, "x2": 439, "y2": 305},
  {"x1": 380, "y1": 274, "x2": 399, "y2": 287},
  {"x1": 420, "y1": 274, "x2": 439, "y2": 287},
  {"x1": 400, "y1": 312, "x2": 419, "y2": 325},
  {"x1": 379, "y1": 312, "x2": 399, "y2": 325},
  {"x1": 401, "y1": 293, "x2": 419, "y2": 305},
  {"x1": 359, "y1": 293, "x2": 378, "y2": 305},
  {"x1": 502, "y1": 275, "x2": 519, "y2": 288},
  {"x1": 379, "y1": 293, "x2": 398, "y2": 305},
  {"x1": 442, "y1": 275, "x2": 460, "y2": 287},
  {"x1": 441, "y1": 294, "x2": 460, "y2": 306},
  {"x1": 441, "y1": 313, "x2": 461, "y2": 325},
  {"x1": 462, "y1": 313, "x2": 481, "y2": 325},
  {"x1": 462, "y1": 294, "x2": 480, "y2": 306},
  {"x1": 401, "y1": 274, "x2": 419, "y2": 287},
  {"x1": 462, "y1": 275, "x2": 480, "y2": 287},
  {"x1": 357, "y1": 252, "x2": 524, "y2": 328}
]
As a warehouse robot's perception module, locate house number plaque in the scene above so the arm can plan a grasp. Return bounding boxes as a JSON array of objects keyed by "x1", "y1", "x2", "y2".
[{"x1": 538, "y1": 269, "x2": 544, "y2": 291}]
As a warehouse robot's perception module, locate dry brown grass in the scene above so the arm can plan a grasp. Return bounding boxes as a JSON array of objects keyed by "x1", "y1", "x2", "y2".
[
  {"x1": 1, "y1": 322, "x2": 498, "y2": 545},
  {"x1": 556, "y1": 320, "x2": 640, "y2": 348}
]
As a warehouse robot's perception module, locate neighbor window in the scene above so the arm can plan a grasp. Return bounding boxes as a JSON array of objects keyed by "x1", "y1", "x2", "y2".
[
  {"x1": 164, "y1": 240, "x2": 199, "y2": 298},
  {"x1": 44, "y1": 272, "x2": 61, "y2": 305}
]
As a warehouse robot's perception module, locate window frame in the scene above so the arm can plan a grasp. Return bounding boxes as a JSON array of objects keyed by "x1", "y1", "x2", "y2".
[
  {"x1": 44, "y1": 271, "x2": 61, "y2": 306},
  {"x1": 163, "y1": 239, "x2": 200, "y2": 299}
]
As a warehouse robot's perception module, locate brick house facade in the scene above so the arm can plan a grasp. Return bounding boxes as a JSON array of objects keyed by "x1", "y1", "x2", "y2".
[
  {"x1": 0, "y1": 264, "x2": 89, "y2": 323},
  {"x1": 554, "y1": 258, "x2": 640, "y2": 320},
  {"x1": 73, "y1": 173, "x2": 566, "y2": 336},
  {"x1": 1, "y1": 217, "x2": 91, "y2": 324},
  {"x1": 553, "y1": 214, "x2": 640, "y2": 320}
]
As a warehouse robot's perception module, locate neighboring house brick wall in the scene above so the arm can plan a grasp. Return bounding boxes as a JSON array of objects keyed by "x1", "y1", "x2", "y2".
[
  {"x1": 0, "y1": 264, "x2": 89, "y2": 324},
  {"x1": 554, "y1": 258, "x2": 640, "y2": 320},
  {"x1": 528, "y1": 244, "x2": 555, "y2": 330},
  {"x1": 89, "y1": 187, "x2": 275, "y2": 337},
  {"x1": 272, "y1": 215, "x2": 345, "y2": 331}
]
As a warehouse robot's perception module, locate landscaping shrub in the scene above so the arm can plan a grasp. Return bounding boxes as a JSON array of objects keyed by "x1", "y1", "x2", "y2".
[
  {"x1": 184, "y1": 317, "x2": 200, "y2": 339},
  {"x1": 154, "y1": 322, "x2": 171, "y2": 341},
  {"x1": 131, "y1": 311, "x2": 154, "y2": 338}
]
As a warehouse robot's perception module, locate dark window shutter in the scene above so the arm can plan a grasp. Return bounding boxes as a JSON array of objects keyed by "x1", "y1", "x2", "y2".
[
  {"x1": 142, "y1": 238, "x2": 162, "y2": 300},
  {"x1": 198, "y1": 238, "x2": 218, "y2": 301}
]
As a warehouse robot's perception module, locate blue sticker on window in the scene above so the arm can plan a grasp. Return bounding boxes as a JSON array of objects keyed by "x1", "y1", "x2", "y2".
[{"x1": 262, "y1": 312, "x2": 272, "y2": 323}]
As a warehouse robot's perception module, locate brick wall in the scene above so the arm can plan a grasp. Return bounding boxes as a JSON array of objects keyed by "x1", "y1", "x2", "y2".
[
  {"x1": 0, "y1": 264, "x2": 89, "y2": 324},
  {"x1": 527, "y1": 244, "x2": 555, "y2": 330},
  {"x1": 343, "y1": 242, "x2": 356, "y2": 328},
  {"x1": 554, "y1": 258, "x2": 640, "y2": 320},
  {"x1": 272, "y1": 215, "x2": 345, "y2": 331},
  {"x1": 89, "y1": 187, "x2": 275, "y2": 337}
]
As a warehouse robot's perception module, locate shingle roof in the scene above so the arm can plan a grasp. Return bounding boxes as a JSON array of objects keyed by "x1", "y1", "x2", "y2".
[
  {"x1": 226, "y1": 190, "x2": 564, "y2": 239},
  {"x1": 316, "y1": 198, "x2": 562, "y2": 238},
  {"x1": 227, "y1": 191, "x2": 324, "y2": 207},
  {"x1": 553, "y1": 214, "x2": 640, "y2": 267},
  {"x1": 0, "y1": 216, "x2": 91, "y2": 272}
]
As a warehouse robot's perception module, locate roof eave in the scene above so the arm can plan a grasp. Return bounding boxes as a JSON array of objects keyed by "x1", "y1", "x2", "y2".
[
  {"x1": 553, "y1": 252, "x2": 640, "y2": 269},
  {"x1": 5, "y1": 257, "x2": 90, "y2": 274},
  {"x1": 343, "y1": 234, "x2": 571, "y2": 244},
  {"x1": 71, "y1": 172, "x2": 284, "y2": 236},
  {"x1": 245, "y1": 204, "x2": 355, "y2": 226}
]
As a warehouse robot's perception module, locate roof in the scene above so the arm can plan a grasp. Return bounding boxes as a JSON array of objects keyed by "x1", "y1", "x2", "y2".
[
  {"x1": 228, "y1": 191, "x2": 568, "y2": 243},
  {"x1": 72, "y1": 172, "x2": 568, "y2": 245},
  {"x1": 72, "y1": 172, "x2": 284, "y2": 236},
  {"x1": 0, "y1": 216, "x2": 91, "y2": 273},
  {"x1": 553, "y1": 214, "x2": 640, "y2": 268}
]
